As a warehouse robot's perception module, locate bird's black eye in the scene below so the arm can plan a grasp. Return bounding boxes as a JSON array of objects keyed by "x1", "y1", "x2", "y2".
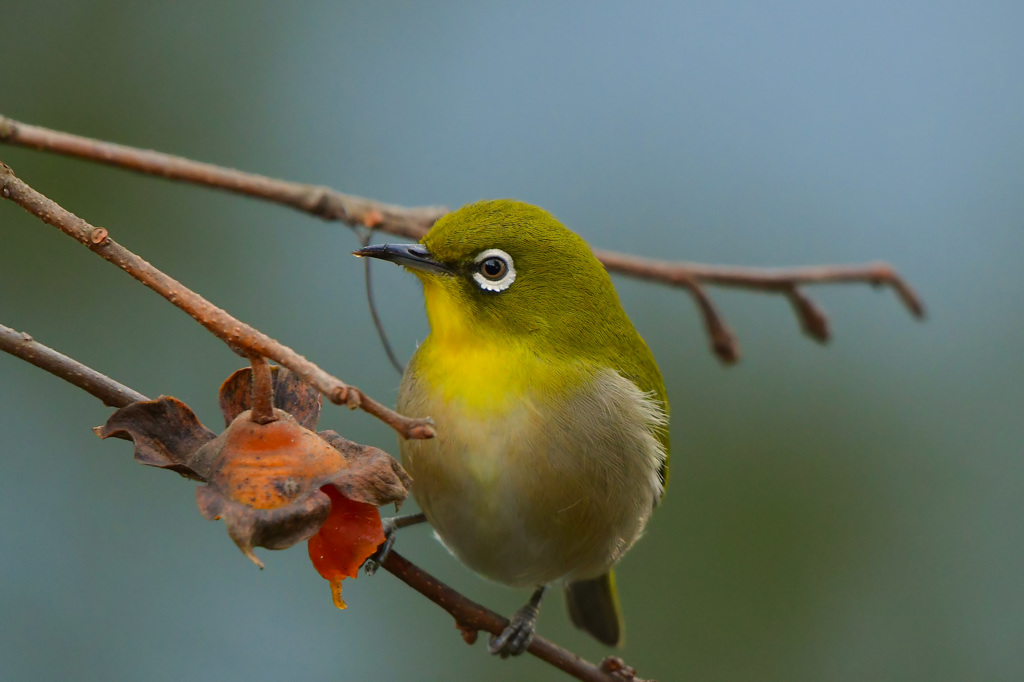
[
  {"x1": 479, "y1": 256, "x2": 508, "y2": 281},
  {"x1": 472, "y1": 248, "x2": 516, "y2": 292}
]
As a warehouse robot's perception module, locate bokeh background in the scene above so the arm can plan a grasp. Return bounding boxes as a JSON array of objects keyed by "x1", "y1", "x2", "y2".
[{"x1": 2, "y1": 2, "x2": 1022, "y2": 680}]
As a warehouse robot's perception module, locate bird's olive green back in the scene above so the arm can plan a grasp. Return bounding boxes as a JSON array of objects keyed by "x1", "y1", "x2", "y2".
[{"x1": 421, "y1": 200, "x2": 671, "y2": 488}]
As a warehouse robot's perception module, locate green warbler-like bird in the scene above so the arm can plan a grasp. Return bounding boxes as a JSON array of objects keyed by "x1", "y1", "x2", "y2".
[{"x1": 355, "y1": 200, "x2": 669, "y2": 656}]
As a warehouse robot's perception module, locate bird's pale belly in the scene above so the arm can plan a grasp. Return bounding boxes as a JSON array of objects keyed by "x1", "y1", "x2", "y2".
[{"x1": 398, "y1": 370, "x2": 664, "y2": 588}]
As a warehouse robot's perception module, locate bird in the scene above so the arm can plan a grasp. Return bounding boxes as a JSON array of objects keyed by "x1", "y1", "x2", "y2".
[{"x1": 354, "y1": 199, "x2": 669, "y2": 657}]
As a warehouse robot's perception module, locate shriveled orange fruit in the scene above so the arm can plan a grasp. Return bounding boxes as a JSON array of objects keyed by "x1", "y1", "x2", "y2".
[{"x1": 308, "y1": 485, "x2": 386, "y2": 609}]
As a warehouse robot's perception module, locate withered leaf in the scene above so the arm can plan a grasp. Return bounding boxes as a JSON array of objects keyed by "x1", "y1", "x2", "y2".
[
  {"x1": 94, "y1": 396, "x2": 215, "y2": 481},
  {"x1": 319, "y1": 430, "x2": 413, "y2": 507},
  {"x1": 219, "y1": 365, "x2": 321, "y2": 429},
  {"x1": 198, "y1": 485, "x2": 331, "y2": 569}
]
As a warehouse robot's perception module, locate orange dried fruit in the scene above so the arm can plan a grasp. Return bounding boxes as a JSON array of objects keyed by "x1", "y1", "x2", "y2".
[
  {"x1": 94, "y1": 365, "x2": 411, "y2": 571},
  {"x1": 308, "y1": 485, "x2": 386, "y2": 609}
]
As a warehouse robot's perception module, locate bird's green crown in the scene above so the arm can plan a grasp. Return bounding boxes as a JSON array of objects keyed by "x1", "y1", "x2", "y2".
[{"x1": 419, "y1": 199, "x2": 641, "y2": 363}]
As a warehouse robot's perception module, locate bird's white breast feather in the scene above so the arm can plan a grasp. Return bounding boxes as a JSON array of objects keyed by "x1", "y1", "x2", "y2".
[{"x1": 399, "y1": 368, "x2": 667, "y2": 587}]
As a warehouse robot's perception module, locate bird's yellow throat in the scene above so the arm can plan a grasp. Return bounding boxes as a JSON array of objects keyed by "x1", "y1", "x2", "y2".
[{"x1": 416, "y1": 277, "x2": 576, "y2": 415}]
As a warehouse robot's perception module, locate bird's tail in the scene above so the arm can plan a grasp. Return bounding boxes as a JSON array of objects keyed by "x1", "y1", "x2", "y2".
[{"x1": 565, "y1": 571, "x2": 623, "y2": 646}]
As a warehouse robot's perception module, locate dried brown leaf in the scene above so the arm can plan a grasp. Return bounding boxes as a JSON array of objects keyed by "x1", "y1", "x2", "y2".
[
  {"x1": 197, "y1": 485, "x2": 331, "y2": 569},
  {"x1": 94, "y1": 396, "x2": 215, "y2": 481},
  {"x1": 218, "y1": 365, "x2": 322, "y2": 429},
  {"x1": 319, "y1": 429, "x2": 413, "y2": 506}
]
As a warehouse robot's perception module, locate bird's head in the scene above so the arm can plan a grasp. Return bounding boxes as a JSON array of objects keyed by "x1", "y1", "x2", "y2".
[{"x1": 354, "y1": 199, "x2": 628, "y2": 354}]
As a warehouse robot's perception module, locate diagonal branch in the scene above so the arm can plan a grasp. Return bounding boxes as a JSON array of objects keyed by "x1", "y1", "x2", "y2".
[
  {"x1": 0, "y1": 161, "x2": 433, "y2": 440},
  {"x1": 0, "y1": 115, "x2": 447, "y2": 238},
  {"x1": 0, "y1": 328, "x2": 644, "y2": 682},
  {"x1": 382, "y1": 550, "x2": 645, "y2": 682},
  {"x1": 0, "y1": 115, "x2": 925, "y2": 364},
  {"x1": 0, "y1": 323, "x2": 149, "y2": 407}
]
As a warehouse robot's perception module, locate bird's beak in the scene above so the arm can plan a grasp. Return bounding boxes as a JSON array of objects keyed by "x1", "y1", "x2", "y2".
[{"x1": 352, "y1": 243, "x2": 452, "y2": 275}]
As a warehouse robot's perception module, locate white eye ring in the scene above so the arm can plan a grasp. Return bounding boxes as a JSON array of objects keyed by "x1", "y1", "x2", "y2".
[{"x1": 472, "y1": 248, "x2": 516, "y2": 292}]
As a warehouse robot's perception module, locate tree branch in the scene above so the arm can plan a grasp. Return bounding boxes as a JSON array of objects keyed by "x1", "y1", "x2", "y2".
[
  {"x1": 382, "y1": 550, "x2": 644, "y2": 682},
  {"x1": 0, "y1": 323, "x2": 148, "y2": 407},
  {"x1": 593, "y1": 250, "x2": 926, "y2": 317},
  {"x1": 592, "y1": 249, "x2": 926, "y2": 360},
  {"x1": 0, "y1": 115, "x2": 925, "y2": 364},
  {"x1": 0, "y1": 327, "x2": 644, "y2": 682},
  {"x1": 0, "y1": 115, "x2": 447, "y2": 238},
  {"x1": 0, "y1": 161, "x2": 433, "y2": 440}
]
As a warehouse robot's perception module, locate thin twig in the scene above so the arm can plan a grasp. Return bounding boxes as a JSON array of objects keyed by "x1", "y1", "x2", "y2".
[
  {"x1": 0, "y1": 331, "x2": 641, "y2": 682},
  {"x1": 675, "y1": 275, "x2": 741, "y2": 363},
  {"x1": 0, "y1": 323, "x2": 148, "y2": 407},
  {"x1": 248, "y1": 355, "x2": 276, "y2": 424},
  {"x1": 381, "y1": 551, "x2": 645, "y2": 682},
  {"x1": 785, "y1": 287, "x2": 830, "y2": 341},
  {"x1": 0, "y1": 161, "x2": 433, "y2": 440},
  {"x1": 359, "y1": 230, "x2": 406, "y2": 375},
  {"x1": 0, "y1": 115, "x2": 925, "y2": 364}
]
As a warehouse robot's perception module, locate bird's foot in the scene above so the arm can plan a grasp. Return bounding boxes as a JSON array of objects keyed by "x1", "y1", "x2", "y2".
[
  {"x1": 489, "y1": 585, "x2": 546, "y2": 658},
  {"x1": 489, "y1": 604, "x2": 539, "y2": 658},
  {"x1": 363, "y1": 512, "x2": 427, "y2": 575},
  {"x1": 362, "y1": 517, "x2": 397, "y2": 575}
]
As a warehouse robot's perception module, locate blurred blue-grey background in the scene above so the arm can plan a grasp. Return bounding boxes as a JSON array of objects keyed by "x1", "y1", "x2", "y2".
[{"x1": 2, "y1": 2, "x2": 1022, "y2": 680}]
